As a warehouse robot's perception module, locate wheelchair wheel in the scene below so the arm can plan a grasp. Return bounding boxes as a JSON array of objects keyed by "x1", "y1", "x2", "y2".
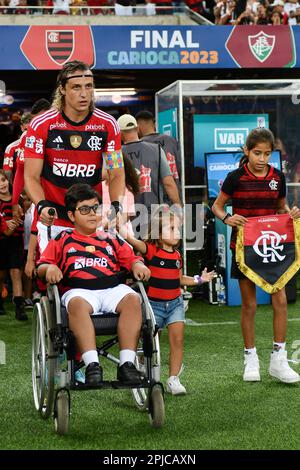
[
  {"x1": 32, "y1": 297, "x2": 56, "y2": 419},
  {"x1": 40, "y1": 296, "x2": 56, "y2": 419},
  {"x1": 148, "y1": 384, "x2": 165, "y2": 429},
  {"x1": 32, "y1": 302, "x2": 46, "y2": 413},
  {"x1": 131, "y1": 347, "x2": 148, "y2": 411},
  {"x1": 54, "y1": 389, "x2": 70, "y2": 436}
]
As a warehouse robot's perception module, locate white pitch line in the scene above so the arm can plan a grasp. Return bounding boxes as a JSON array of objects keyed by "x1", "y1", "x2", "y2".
[
  {"x1": 186, "y1": 319, "x2": 238, "y2": 326},
  {"x1": 185, "y1": 317, "x2": 300, "y2": 327}
]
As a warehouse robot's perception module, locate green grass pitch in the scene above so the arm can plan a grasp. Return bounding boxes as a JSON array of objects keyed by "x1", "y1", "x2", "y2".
[{"x1": 1, "y1": 297, "x2": 300, "y2": 450}]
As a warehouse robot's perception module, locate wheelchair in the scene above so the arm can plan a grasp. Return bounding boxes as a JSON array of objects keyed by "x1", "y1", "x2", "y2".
[{"x1": 31, "y1": 281, "x2": 164, "y2": 435}]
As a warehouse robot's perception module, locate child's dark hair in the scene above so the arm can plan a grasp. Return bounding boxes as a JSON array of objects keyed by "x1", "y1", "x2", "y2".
[
  {"x1": 123, "y1": 154, "x2": 140, "y2": 196},
  {"x1": 65, "y1": 183, "x2": 101, "y2": 212},
  {"x1": 239, "y1": 128, "x2": 275, "y2": 167}
]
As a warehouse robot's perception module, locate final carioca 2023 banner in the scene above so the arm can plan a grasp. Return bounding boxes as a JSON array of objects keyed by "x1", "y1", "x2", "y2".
[{"x1": 0, "y1": 25, "x2": 297, "y2": 70}]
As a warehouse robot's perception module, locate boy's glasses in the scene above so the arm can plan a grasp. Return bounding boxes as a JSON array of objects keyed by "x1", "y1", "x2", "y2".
[{"x1": 75, "y1": 204, "x2": 102, "y2": 215}]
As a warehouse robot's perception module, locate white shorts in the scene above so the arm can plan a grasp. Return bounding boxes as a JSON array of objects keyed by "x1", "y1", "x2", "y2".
[
  {"x1": 61, "y1": 284, "x2": 140, "y2": 314},
  {"x1": 37, "y1": 222, "x2": 72, "y2": 254}
]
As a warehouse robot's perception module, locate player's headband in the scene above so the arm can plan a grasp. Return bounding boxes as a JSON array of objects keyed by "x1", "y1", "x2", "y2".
[{"x1": 64, "y1": 74, "x2": 94, "y2": 82}]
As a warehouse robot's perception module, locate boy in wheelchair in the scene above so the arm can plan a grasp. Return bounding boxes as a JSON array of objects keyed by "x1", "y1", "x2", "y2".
[{"x1": 37, "y1": 183, "x2": 150, "y2": 387}]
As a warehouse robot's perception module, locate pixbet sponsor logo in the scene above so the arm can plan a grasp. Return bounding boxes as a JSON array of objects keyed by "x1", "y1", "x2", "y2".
[
  {"x1": 50, "y1": 122, "x2": 67, "y2": 130},
  {"x1": 85, "y1": 124, "x2": 105, "y2": 131},
  {"x1": 53, "y1": 162, "x2": 96, "y2": 178}
]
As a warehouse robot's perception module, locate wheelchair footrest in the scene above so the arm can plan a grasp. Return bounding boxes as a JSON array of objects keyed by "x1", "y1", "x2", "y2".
[{"x1": 70, "y1": 379, "x2": 150, "y2": 391}]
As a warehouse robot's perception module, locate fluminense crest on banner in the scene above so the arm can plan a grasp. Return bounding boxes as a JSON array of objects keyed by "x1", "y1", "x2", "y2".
[
  {"x1": 248, "y1": 31, "x2": 275, "y2": 63},
  {"x1": 236, "y1": 214, "x2": 300, "y2": 293}
]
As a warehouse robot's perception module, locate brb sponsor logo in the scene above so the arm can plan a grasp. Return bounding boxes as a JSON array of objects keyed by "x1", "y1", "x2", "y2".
[
  {"x1": 53, "y1": 162, "x2": 96, "y2": 178},
  {"x1": 74, "y1": 258, "x2": 108, "y2": 269},
  {"x1": 214, "y1": 128, "x2": 248, "y2": 151}
]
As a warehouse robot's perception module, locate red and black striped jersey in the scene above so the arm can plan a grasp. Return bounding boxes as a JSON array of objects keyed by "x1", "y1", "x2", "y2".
[
  {"x1": 24, "y1": 108, "x2": 123, "y2": 227},
  {"x1": 37, "y1": 229, "x2": 143, "y2": 293},
  {"x1": 0, "y1": 214, "x2": 7, "y2": 236},
  {"x1": 3, "y1": 137, "x2": 21, "y2": 177},
  {"x1": 12, "y1": 131, "x2": 26, "y2": 206},
  {"x1": 144, "y1": 243, "x2": 182, "y2": 301},
  {"x1": 221, "y1": 163, "x2": 286, "y2": 248},
  {"x1": 0, "y1": 198, "x2": 24, "y2": 239}
]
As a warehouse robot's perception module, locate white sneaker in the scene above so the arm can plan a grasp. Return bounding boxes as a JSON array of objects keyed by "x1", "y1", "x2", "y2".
[
  {"x1": 166, "y1": 375, "x2": 186, "y2": 395},
  {"x1": 75, "y1": 368, "x2": 85, "y2": 384},
  {"x1": 243, "y1": 353, "x2": 261, "y2": 382},
  {"x1": 269, "y1": 350, "x2": 300, "y2": 384}
]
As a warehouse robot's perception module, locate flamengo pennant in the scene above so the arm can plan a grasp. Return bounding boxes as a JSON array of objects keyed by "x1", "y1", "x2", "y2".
[{"x1": 236, "y1": 214, "x2": 300, "y2": 293}]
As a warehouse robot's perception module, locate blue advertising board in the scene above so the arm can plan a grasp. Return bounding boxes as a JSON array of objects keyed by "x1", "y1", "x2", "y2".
[
  {"x1": 205, "y1": 150, "x2": 282, "y2": 200},
  {"x1": 157, "y1": 108, "x2": 178, "y2": 140},
  {"x1": 0, "y1": 25, "x2": 299, "y2": 70},
  {"x1": 194, "y1": 114, "x2": 269, "y2": 168}
]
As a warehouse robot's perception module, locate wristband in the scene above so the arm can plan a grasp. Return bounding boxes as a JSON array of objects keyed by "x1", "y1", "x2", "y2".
[
  {"x1": 194, "y1": 275, "x2": 203, "y2": 285},
  {"x1": 37, "y1": 200, "x2": 53, "y2": 216},
  {"x1": 222, "y1": 213, "x2": 231, "y2": 224}
]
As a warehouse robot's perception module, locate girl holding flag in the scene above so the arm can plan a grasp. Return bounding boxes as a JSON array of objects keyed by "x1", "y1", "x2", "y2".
[{"x1": 212, "y1": 128, "x2": 300, "y2": 384}]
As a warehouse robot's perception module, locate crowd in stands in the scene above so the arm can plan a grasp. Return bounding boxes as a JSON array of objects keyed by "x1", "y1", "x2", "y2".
[{"x1": 0, "y1": 0, "x2": 299, "y2": 24}]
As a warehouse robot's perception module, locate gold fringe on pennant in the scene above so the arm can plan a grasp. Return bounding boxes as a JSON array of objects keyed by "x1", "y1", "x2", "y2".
[{"x1": 236, "y1": 218, "x2": 300, "y2": 294}]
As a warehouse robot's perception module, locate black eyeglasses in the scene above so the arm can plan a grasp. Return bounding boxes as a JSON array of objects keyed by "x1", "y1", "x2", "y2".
[{"x1": 75, "y1": 204, "x2": 102, "y2": 215}]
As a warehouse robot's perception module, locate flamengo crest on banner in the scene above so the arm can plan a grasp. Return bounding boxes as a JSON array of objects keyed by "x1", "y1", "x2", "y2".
[
  {"x1": 46, "y1": 30, "x2": 74, "y2": 66},
  {"x1": 236, "y1": 214, "x2": 300, "y2": 293}
]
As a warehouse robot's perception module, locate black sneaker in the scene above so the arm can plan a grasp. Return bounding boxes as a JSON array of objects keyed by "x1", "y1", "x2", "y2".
[
  {"x1": 0, "y1": 299, "x2": 6, "y2": 315},
  {"x1": 85, "y1": 362, "x2": 103, "y2": 386},
  {"x1": 14, "y1": 297, "x2": 28, "y2": 321},
  {"x1": 117, "y1": 361, "x2": 143, "y2": 385}
]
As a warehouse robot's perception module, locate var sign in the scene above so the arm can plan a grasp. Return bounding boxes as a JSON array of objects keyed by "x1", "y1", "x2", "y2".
[{"x1": 215, "y1": 128, "x2": 248, "y2": 151}]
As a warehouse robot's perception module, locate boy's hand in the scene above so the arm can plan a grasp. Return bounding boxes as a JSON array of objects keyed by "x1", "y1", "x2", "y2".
[
  {"x1": 201, "y1": 267, "x2": 216, "y2": 283},
  {"x1": 46, "y1": 265, "x2": 63, "y2": 284},
  {"x1": 132, "y1": 262, "x2": 150, "y2": 281},
  {"x1": 25, "y1": 260, "x2": 35, "y2": 279}
]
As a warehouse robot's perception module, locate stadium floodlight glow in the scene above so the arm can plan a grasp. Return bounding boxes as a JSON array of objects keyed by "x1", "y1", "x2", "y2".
[
  {"x1": 94, "y1": 88, "x2": 137, "y2": 96},
  {"x1": 0, "y1": 80, "x2": 6, "y2": 103}
]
